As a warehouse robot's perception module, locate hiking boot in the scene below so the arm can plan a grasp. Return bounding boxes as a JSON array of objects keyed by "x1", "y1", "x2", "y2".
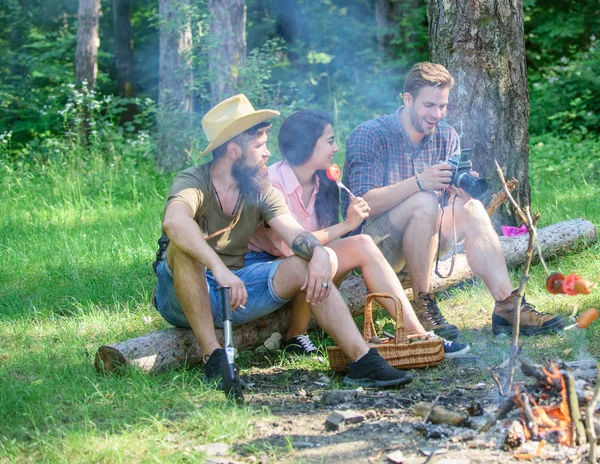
[
  {"x1": 282, "y1": 334, "x2": 318, "y2": 356},
  {"x1": 413, "y1": 292, "x2": 459, "y2": 340},
  {"x1": 343, "y1": 348, "x2": 413, "y2": 388},
  {"x1": 492, "y1": 290, "x2": 565, "y2": 335},
  {"x1": 442, "y1": 339, "x2": 470, "y2": 359}
]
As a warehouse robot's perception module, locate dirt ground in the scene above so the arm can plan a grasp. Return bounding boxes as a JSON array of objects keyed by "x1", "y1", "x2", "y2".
[{"x1": 212, "y1": 357, "x2": 591, "y2": 464}]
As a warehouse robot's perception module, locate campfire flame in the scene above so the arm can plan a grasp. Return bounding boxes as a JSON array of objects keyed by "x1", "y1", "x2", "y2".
[{"x1": 514, "y1": 363, "x2": 572, "y2": 446}]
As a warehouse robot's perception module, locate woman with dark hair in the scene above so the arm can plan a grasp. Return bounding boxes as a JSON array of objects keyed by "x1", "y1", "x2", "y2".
[{"x1": 248, "y1": 110, "x2": 469, "y2": 358}]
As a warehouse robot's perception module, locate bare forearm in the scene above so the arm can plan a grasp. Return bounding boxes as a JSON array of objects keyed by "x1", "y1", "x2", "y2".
[
  {"x1": 291, "y1": 232, "x2": 326, "y2": 260},
  {"x1": 362, "y1": 177, "x2": 420, "y2": 216},
  {"x1": 163, "y1": 215, "x2": 227, "y2": 272},
  {"x1": 310, "y1": 221, "x2": 356, "y2": 246}
]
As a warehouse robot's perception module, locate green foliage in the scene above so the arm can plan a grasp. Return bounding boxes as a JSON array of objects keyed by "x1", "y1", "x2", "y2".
[
  {"x1": 529, "y1": 135, "x2": 600, "y2": 226},
  {"x1": 525, "y1": 0, "x2": 600, "y2": 137}
]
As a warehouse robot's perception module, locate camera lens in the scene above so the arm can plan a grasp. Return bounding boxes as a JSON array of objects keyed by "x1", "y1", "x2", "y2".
[{"x1": 456, "y1": 173, "x2": 489, "y2": 200}]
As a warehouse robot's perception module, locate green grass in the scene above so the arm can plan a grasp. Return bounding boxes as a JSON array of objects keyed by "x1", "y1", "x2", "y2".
[{"x1": 1, "y1": 134, "x2": 600, "y2": 462}]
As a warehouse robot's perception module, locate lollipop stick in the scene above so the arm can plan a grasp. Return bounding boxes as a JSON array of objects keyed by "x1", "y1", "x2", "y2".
[{"x1": 338, "y1": 181, "x2": 355, "y2": 198}]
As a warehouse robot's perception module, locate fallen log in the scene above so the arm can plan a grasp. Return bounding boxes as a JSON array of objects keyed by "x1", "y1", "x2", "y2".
[{"x1": 96, "y1": 218, "x2": 597, "y2": 373}]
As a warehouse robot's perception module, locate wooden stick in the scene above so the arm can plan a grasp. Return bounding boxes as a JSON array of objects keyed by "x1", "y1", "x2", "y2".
[
  {"x1": 520, "y1": 392, "x2": 540, "y2": 440},
  {"x1": 423, "y1": 394, "x2": 441, "y2": 424},
  {"x1": 504, "y1": 209, "x2": 538, "y2": 394},
  {"x1": 566, "y1": 372, "x2": 587, "y2": 446},
  {"x1": 479, "y1": 396, "x2": 516, "y2": 433},
  {"x1": 488, "y1": 367, "x2": 505, "y2": 397},
  {"x1": 494, "y1": 160, "x2": 539, "y2": 396},
  {"x1": 486, "y1": 178, "x2": 518, "y2": 216},
  {"x1": 585, "y1": 372, "x2": 600, "y2": 463}
]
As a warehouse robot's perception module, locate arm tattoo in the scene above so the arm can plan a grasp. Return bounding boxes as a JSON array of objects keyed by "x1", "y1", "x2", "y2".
[{"x1": 291, "y1": 232, "x2": 323, "y2": 260}]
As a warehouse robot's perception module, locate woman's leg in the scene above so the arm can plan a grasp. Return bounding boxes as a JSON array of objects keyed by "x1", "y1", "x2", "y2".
[
  {"x1": 328, "y1": 235, "x2": 427, "y2": 335},
  {"x1": 284, "y1": 247, "x2": 339, "y2": 345},
  {"x1": 284, "y1": 293, "x2": 312, "y2": 340}
]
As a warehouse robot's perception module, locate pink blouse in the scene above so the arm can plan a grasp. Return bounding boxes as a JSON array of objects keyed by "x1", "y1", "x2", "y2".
[{"x1": 248, "y1": 160, "x2": 320, "y2": 257}]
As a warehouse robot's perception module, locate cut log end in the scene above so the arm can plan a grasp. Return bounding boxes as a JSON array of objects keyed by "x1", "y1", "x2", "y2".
[{"x1": 95, "y1": 346, "x2": 127, "y2": 374}]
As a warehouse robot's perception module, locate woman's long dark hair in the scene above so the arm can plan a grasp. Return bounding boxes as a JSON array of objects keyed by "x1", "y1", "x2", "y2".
[{"x1": 278, "y1": 110, "x2": 339, "y2": 228}]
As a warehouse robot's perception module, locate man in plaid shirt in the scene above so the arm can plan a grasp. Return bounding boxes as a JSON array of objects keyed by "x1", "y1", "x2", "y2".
[{"x1": 342, "y1": 62, "x2": 564, "y2": 338}]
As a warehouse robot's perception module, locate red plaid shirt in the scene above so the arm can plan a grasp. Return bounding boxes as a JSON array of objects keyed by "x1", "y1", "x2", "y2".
[{"x1": 342, "y1": 107, "x2": 460, "y2": 233}]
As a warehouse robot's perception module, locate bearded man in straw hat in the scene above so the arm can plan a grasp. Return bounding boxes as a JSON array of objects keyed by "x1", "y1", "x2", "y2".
[{"x1": 153, "y1": 94, "x2": 412, "y2": 389}]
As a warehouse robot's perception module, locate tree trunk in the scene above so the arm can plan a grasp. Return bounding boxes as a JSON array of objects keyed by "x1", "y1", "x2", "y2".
[
  {"x1": 209, "y1": 0, "x2": 246, "y2": 106},
  {"x1": 375, "y1": 0, "x2": 395, "y2": 52},
  {"x1": 428, "y1": 0, "x2": 530, "y2": 228},
  {"x1": 113, "y1": 0, "x2": 137, "y2": 123},
  {"x1": 157, "y1": 0, "x2": 194, "y2": 171},
  {"x1": 75, "y1": 0, "x2": 100, "y2": 90},
  {"x1": 273, "y1": 0, "x2": 308, "y2": 66},
  {"x1": 95, "y1": 218, "x2": 597, "y2": 374}
]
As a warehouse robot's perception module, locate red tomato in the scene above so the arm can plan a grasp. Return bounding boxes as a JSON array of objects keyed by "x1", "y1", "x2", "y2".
[
  {"x1": 326, "y1": 164, "x2": 341, "y2": 182},
  {"x1": 546, "y1": 272, "x2": 565, "y2": 294},
  {"x1": 562, "y1": 274, "x2": 585, "y2": 296}
]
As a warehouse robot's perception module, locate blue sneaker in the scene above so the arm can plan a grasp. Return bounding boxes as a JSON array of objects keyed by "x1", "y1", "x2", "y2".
[{"x1": 443, "y1": 339, "x2": 470, "y2": 359}]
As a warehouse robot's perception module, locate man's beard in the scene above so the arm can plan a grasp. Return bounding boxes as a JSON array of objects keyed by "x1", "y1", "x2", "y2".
[
  {"x1": 231, "y1": 156, "x2": 270, "y2": 197},
  {"x1": 410, "y1": 106, "x2": 437, "y2": 136}
]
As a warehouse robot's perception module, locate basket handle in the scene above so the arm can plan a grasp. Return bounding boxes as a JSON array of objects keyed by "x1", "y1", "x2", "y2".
[{"x1": 362, "y1": 292, "x2": 407, "y2": 344}]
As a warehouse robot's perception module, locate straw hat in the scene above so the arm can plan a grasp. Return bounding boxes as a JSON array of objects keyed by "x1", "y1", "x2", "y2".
[{"x1": 200, "y1": 94, "x2": 280, "y2": 157}]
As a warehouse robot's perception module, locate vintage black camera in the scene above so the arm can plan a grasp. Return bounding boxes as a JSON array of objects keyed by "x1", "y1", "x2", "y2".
[{"x1": 446, "y1": 149, "x2": 488, "y2": 200}]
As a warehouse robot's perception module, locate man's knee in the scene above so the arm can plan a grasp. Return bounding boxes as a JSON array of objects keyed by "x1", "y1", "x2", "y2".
[
  {"x1": 390, "y1": 192, "x2": 438, "y2": 224},
  {"x1": 167, "y1": 243, "x2": 206, "y2": 275},
  {"x1": 460, "y1": 199, "x2": 491, "y2": 225}
]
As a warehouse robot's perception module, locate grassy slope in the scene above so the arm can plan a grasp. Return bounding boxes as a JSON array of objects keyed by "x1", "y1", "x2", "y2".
[{"x1": 1, "y1": 135, "x2": 599, "y2": 462}]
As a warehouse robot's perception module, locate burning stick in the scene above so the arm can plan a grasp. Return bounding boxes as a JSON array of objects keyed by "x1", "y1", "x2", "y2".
[
  {"x1": 565, "y1": 372, "x2": 587, "y2": 446},
  {"x1": 519, "y1": 392, "x2": 540, "y2": 440},
  {"x1": 326, "y1": 164, "x2": 355, "y2": 198}
]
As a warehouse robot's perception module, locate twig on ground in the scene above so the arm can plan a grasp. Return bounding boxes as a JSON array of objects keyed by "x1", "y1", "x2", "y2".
[
  {"x1": 480, "y1": 396, "x2": 517, "y2": 433},
  {"x1": 585, "y1": 372, "x2": 600, "y2": 463},
  {"x1": 422, "y1": 394, "x2": 441, "y2": 424},
  {"x1": 488, "y1": 367, "x2": 506, "y2": 397}
]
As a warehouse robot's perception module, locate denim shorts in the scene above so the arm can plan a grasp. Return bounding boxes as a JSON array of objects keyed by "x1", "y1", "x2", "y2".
[{"x1": 154, "y1": 251, "x2": 290, "y2": 329}]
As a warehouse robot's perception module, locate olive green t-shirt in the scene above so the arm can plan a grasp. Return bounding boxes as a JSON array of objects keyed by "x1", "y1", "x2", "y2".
[{"x1": 164, "y1": 162, "x2": 289, "y2": 269}]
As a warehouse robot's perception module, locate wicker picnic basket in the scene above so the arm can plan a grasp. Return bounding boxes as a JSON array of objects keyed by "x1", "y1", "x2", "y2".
[{"x1": 327, "y1": 292, "x2": 444, "y2": 373}]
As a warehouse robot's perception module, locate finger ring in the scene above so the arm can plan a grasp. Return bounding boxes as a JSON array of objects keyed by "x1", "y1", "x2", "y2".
[{"x1": 322, "y1": 283, "x2": 329, "y2": 289}]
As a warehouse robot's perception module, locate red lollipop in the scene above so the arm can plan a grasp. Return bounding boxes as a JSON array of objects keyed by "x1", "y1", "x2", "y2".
[
  {"x1": 326, "y1": 164, "x2": 341, "y2": 182},
  {"x1": 326, "y1": 164, "x2": 354, "y2": 198}
]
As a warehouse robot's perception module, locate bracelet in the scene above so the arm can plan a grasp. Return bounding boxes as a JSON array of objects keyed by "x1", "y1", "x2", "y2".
[{"x1": 415, "y1": 173, "x2": 426, "y2": 192}]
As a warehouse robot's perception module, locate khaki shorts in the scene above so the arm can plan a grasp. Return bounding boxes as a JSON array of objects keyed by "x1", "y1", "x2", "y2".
[
  {"x1": 363, "y1": 208, "x2": 452, "y2": 274},
  {"x1": 362, "y1": 211, "x2": 406, "y2": 273}
]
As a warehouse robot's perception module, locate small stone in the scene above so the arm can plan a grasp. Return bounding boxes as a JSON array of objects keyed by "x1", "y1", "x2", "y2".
[
  {"x1": 291, "y1": 441, "x2": 314, "y2": 449},
  {"x1": 386, "y1": 450, "x2": 405, "y2": 463},
  {"x1": 338, "y1": 410, "x2": 365, "y2": 424},
  {"x1": 263, "y1": 332, "x2": 282, "y2": 351},
  {"x1": 325, "y1": 411, "x2": 345, "y2": 431},
  {"x1": 436, "y1": 460, "x2": 471, "y2": 464},
  {"x1": 197, "y1": 443, "x2": 230, "y2": 456},
  {"x1": 420, "y1": 448, "x2": 447, "y2": 457},
  {"x1": 321, "y1": 389, "x2": 359, "y2": 405},
  {"x1": 364, "y1": 409, "x2": 378, "y2": 419}
]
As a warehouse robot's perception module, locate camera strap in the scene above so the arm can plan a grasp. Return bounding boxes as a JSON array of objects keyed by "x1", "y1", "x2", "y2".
[{"x1": 434, "y1": 192, "x2": 458, "y2": 279}]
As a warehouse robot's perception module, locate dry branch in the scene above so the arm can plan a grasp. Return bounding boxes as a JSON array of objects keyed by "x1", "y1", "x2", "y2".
[{"x1": 566, "y1": 373, "x2": 587, "y2": 446}]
